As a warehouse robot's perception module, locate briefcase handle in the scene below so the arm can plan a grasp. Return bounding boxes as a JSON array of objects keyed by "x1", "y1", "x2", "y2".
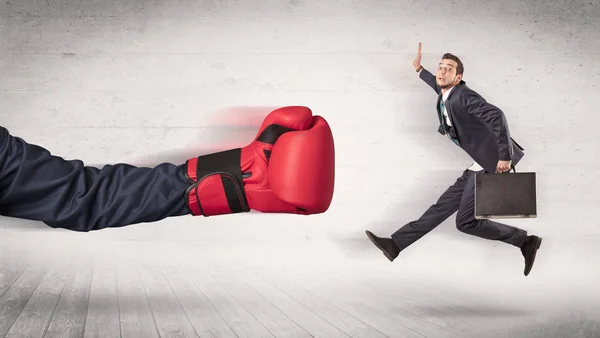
[{"x1": 500, "y1": 164, "x2": 516, "y2": 173}]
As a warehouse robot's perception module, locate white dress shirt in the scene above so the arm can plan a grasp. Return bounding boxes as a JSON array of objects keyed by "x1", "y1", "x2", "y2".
[{"x1": 441, "y1": 86, "x2": 484, "y2": 171}]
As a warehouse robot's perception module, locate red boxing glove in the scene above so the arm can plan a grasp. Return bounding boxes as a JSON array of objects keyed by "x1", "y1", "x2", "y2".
[{"x1": 185, "y1": 106, "x2": 335, "y2": 216}]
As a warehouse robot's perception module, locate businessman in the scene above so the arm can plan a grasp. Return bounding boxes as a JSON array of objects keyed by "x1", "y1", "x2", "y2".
[
  {"x1": 0, "y1": 106, "x2": 335, "y2": 232},
  {"x1": 365, "y1": 43, "x2": 542, "y2": 276}
]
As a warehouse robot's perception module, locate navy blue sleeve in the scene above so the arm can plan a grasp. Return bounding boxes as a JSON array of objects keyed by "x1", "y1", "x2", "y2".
[
  {"x1": 0, "y1": 126, "x2": 191, "y2": 232},
  {"x1": 461, "y1": 90, "x2": 512, "y2": 161},
  {"x1": 418, "y1": 68, "x2": 441, "y2": 94}
]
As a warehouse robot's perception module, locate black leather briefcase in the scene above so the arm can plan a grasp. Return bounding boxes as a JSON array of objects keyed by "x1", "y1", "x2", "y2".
[{"x1": 474, "y1": 167, "x2": 537, "y2": 219}]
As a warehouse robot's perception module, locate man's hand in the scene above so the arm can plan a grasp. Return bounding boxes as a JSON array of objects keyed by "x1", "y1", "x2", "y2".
[
  {"x1": 413, "y1": 42, "x2": 423, "y2": 71},
  {"x1": 496, "y1": 160, "x2": 512, "y2": 173}
]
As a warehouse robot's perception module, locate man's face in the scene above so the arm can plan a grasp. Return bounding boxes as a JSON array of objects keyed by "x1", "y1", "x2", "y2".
[{"x1": 436, "y1": 59, "x2": 462, "y2": 89}]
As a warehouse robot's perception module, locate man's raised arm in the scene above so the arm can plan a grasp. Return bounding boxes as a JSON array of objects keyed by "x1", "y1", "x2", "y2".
[{"x1": 413, "y1": 42, "x2": 441, "y2": 94}]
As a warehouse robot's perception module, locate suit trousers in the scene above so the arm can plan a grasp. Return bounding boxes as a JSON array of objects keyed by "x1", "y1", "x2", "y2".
[
  {"x1": 0, "y1": 126, "x2": 191, "y2": 232},
  {"x1": 391, "y1": 169, "x2": 528, "y2": 251}
]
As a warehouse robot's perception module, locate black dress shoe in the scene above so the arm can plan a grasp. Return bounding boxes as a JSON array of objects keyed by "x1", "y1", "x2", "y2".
[
  {"x1": 365, "y1": 230, "x2": 400, "y2": 262},
  {"x1": 520, "y1": 235, "x2": 542, "y2": 276}
]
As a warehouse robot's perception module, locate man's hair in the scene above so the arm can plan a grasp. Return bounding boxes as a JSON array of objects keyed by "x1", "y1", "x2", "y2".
[{"x1": 441, "y1": 53, "x2": 464, "y2": 75}]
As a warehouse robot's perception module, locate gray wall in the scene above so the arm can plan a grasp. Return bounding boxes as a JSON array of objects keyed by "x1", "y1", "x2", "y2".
[{"x1": 1, "y1": 0, "x2": 599, "y2": 324}]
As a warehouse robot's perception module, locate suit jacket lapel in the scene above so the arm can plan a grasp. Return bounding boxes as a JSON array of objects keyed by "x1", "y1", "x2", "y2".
[
  {"x1": 443, "y1": 86, "x2": 460, "y2": 128},
  {"x1": 436, "y1": 93, "x2": 445, "y2": 135}
]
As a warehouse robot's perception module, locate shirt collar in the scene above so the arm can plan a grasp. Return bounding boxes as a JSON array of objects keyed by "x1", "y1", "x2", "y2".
[{"x1": 442, "y1": 85, "x2": 455, "y2": 100}]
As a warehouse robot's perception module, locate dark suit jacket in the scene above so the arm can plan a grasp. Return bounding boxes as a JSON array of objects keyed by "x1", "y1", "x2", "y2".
[{"x1": 419, "y1": 68, "x2": 525, "y2": 173}]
